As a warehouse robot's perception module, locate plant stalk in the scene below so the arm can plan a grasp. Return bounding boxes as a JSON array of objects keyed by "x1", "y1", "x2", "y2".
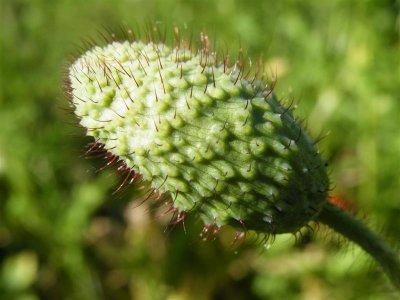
[{"x1": 317, "y1": 202, "x2": 400, "y2": 290}]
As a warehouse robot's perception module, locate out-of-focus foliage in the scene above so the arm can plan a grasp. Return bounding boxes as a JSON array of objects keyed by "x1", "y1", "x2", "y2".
[{"x1": 0, "y1": 0, "x2": 399, "y2": 299}]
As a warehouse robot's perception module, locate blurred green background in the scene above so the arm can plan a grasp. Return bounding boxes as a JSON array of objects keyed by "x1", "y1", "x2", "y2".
[{"x1": 1, "y1": 0, "x2": 399, "y2": 299}]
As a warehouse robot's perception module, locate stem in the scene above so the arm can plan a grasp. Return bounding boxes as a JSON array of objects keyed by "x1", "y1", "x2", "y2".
[{"x1": 317, "y1": 202, "x2": 400, "y2": 290}]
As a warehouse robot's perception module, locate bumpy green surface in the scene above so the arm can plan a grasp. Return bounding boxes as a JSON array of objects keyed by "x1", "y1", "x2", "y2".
[{"x1": 69, "y1": 41, "x2": 329, "y2": 233}]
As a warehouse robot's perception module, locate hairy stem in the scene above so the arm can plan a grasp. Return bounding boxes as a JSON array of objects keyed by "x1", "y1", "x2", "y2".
[{"x1": 317, "y1": 202, "x2": 400, "y2": 290}]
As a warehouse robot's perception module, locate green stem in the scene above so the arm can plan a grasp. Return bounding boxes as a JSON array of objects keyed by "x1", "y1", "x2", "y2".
[{"x1": 317, "y1": 202, "x2": 400, "y2": 290}]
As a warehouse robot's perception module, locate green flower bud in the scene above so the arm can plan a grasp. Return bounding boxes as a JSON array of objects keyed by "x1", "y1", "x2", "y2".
[{"x1": 69, "y1": 40, "x2": 329, "y2": 234}]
